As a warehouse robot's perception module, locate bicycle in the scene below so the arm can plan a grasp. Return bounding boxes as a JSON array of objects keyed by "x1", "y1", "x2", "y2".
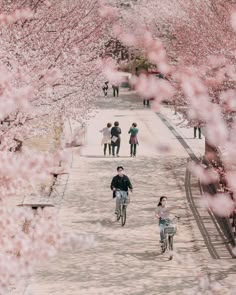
[
  {"x1": 116, "y1": 190, "x2": 129, "y2": 227},
  {"x1": 161, "y1": 216, "x2": 180, "y2": 260}
]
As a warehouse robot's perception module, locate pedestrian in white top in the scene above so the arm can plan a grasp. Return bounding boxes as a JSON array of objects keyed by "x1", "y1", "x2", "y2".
[{"x1": 100, "y1": 123, "x2": 112, "y2": 156}]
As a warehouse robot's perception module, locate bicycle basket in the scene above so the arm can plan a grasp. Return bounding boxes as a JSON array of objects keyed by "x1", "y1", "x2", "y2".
[{"x1": 164, "y1": 225, "x2": 177, "y2": 235}]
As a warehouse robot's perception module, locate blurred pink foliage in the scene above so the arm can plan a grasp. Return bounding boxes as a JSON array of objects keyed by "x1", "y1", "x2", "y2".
[
  {"x1": 203, "y1": 193, "x2": 235, "y2": 217},
  {"x1": 192, "y1": 163, "x2": 219, "y2": 185},
  {"x1": 0, "y1": 8, "x2": 33, "y2": 26}
]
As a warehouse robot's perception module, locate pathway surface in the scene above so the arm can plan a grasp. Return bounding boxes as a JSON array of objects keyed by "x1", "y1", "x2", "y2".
[{"x1": 24, "y1": 91, "x2": 236, "y2": 295}]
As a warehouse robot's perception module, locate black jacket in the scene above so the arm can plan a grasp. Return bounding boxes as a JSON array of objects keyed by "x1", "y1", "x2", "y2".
[
  {"x1": 111, "y1": 175, "x2": 133, "y2": 194},
  {"x1": 111, "y1": 126, "x2": 121, "y2": 146},
  {"x1": 111, "y1": 126, "x2": 121, "y2": 138}
]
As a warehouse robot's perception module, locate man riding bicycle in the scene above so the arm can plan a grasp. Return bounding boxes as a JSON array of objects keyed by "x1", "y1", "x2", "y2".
[{"x1": 110, "y1": 166, "x2": 133, "y2": 215}]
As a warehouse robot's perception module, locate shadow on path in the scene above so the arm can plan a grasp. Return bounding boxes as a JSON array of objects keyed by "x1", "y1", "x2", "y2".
[
  {"x1": 116, "y1": 251, "x2": 162, "y2": 261},
  {"x1": 96, "y1": 92, "x2": 145, "y2": 111},
  {"x1": 80, "y1": 155, "x2": 132, "y2": 159}
]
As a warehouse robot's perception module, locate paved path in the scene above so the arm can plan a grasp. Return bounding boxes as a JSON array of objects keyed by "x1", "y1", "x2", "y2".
[{"x1": 25, "y1": 92, "x2": 236, "y2": 295}]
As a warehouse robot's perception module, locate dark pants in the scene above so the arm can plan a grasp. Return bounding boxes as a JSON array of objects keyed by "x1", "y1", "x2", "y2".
[
  {"x1": 130, "y1": 144, "x2": 137, "y2": 156},
  {"x1": 112, "y1": 144, "x2": 120, "y2": 156},
  {"x1": 103, "y1": 87, "x2": 108, "y2": 96},
  {"x1": 143, "y1": 99, "x2": 150, "y2": 106},
  {"x1": 104, "y1": 143, "x2": 111, "y2": 155},
  {"x1": 113, "y1": 87, "x2": 119, "y2": 97},
  {"x1": 194, "y1": 127, "x2": 201, "y2": 138}
]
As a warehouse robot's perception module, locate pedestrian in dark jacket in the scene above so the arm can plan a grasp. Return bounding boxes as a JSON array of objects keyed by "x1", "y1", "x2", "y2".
[
  {"x1": 111, "y1": 166, "x2": 133, "y2": 214},
  {"x1": 111, "y1": 121, "x2": 121, "y2": 157}
]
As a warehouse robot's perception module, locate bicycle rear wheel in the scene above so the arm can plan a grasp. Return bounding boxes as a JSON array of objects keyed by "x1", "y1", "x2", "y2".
[
  {"x1": 168, "y1": 235, "x2": 173, "y2": 260},
  {"x1": 168, "y1": 235, "x2": 173, "y2": 251},
  {"x1": 121, "y1": 205, "x2": 126, "y2": 226}
]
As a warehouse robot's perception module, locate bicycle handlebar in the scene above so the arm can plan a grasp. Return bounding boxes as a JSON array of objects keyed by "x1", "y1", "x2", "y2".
[
  {"x1": 113, "y1": 188, "x2": 133, "y2": 193},
  {"x1": 161, "y1": 216, "x2": 180, "y2": 223}
]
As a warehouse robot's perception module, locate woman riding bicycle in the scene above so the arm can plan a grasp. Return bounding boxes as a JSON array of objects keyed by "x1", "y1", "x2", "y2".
[{"x1": 155, "y1": 196, "x2": 179, "y2": 246}]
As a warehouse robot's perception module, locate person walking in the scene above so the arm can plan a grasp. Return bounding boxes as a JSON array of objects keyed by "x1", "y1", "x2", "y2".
[
  {"x1": 143, "y1": 99, "x2": 150, "y2": 107},
  {"x1": 102, "y1": 81, "x2": 109, "y2": 97},
  {"x1": 112, "y1": 84, "x2": 119, "y2": 97},
  {"x1": 194, "y1": 121, "x2": 202, "y2": 139},
  {"x1": 128, "y1": 123, "x2": 139, "y2": 157},
  {"x1": 111, "y1": 121, "x2": 121, "y2": 157},
  {"x1": 100, "y1": 123, "x2": 112, "y2": 156}
]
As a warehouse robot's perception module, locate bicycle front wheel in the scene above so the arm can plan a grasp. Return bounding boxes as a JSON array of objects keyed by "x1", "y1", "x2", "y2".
[
  {"x1": 116, "y1": 198, "x2": 122, "y2": 221},
  {"x1": 121, "y1": 205, "x2": 126, "y2": 226},
  {"x1": 161, "y1": 239, "x2": 167, "y2": 253},
  {"x1": 116, "y1": 211, "x2": 121, "y2": 221}
]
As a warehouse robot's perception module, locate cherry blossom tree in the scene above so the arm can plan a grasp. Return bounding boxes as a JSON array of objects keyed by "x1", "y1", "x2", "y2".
[
  {"x1": 0, "y1": 0, "x2": 112, "y2": 149},
  {"x1": 0, "y1": 0, "x2": 112, "y2": 292}
]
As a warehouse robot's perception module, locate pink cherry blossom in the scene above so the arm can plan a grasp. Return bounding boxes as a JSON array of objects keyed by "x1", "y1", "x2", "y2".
[
  {"x1": 203, "y1": 193, "x2": 235, "y2": 217},
  {"x1": 231, "y1": 10, "x2": 236, "y2": 31},
  {"x1": 0, "y1": 8, "x2": 33, "y2": 26},
  {"x1": 192, "y1": 163, "x2": 219, "y2": 184}
]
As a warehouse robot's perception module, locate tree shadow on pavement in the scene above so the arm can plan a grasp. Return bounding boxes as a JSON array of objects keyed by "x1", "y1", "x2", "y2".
[
  {"x1": 72, "y1": 218, "x2": 115, "y2": 228},
  {"x1": 92, "y1": 218, "x2": 116, "y2": 227},
  {"x1": 80, "y1": 155, "x2": 132, "y2": 158},
  {"x1": 116, "y1": 251, "x2": 162, "y2": 261},
  {"x1": 96, "y1": 92, "x2": 146, "y2": 111}
]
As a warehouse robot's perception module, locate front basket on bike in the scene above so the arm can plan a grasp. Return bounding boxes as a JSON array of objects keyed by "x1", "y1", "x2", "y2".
[{"x1": 164, "y1": 225, "x2": 177, "y2": 235}]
